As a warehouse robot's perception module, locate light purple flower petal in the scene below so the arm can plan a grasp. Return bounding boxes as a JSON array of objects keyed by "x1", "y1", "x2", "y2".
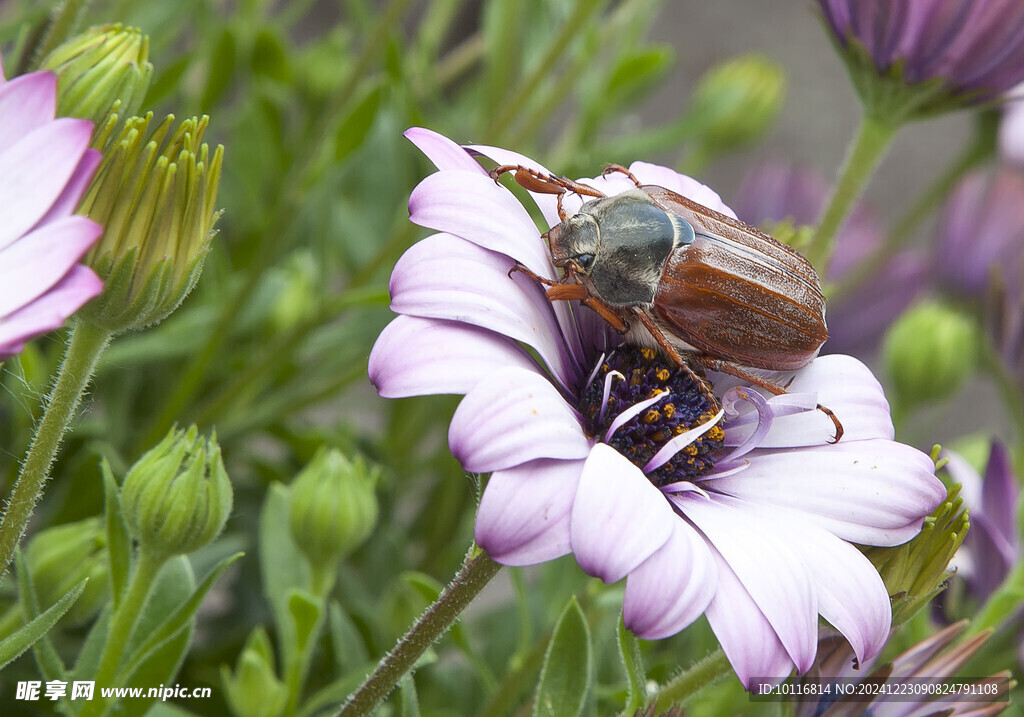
[
  {"x1": 0, "y1": 117, "x2": 93, "y2": 251},
  {"x1": 0, "y1": 216, "x2": 103, "y2": 316},
  {"x1": 465, "y1": 143, "x2": 562, "y2": 228},
  {"x1": 449, "y1": 367, "x2": 590, "y2": 473},
  {"x1": 769, "y1": 504, "x2": 891, "y2": 664},
  {"x1": 704, "y1": 439, "x2": 945, "y2": 546},
  {"x1": 405, "y1": 127, "x2": 487, "y2": 174},
  {"x1": 0, "y1": 265, "x2": 102, "y2": 354},
  {"x1": 570, "y1": 444, "x2": 676, "y2": 584},
  {"x1": 1000, "y1": 89, "x2": 1024, "y2": 166},
  {"x1": 703, "y1": 545, "x2": 795, "y2": 689},
  {"x1": 678, "y1": 494, "x2": 818, "y2": 672},
  {"x1": 475, "y1": 458, "x2": 584, "y2": 565},
  {"x1": 409, "y1": 170, "x2": 557, "y2": 278},
  {"x1": 0, "y1": 71, "x2": 57, "y2": 153},
  {"x1": 623, "y1": 519, "x2": 717, "y2": 639},
  {"x1": 722, "y1": 354, "x2": 894, "y2": 447},
  {"x1": 389, "y1": 233, "x2": 578, "y2": 389},
  {"x1": 629, "y1": 161, "x2": 738, "y2": 219},
  {"x1": 34, "y1": 148, "x2": 102, "y2": 228},
  {"x1": 368, "y1": 315, "x2": 540, "y2": 397}
]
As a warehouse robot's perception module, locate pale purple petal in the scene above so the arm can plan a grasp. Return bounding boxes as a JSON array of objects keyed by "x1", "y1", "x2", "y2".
[
  {"x1": 628, "y1": 161, "x2": 738, "y2": 218},
  {"x1": 0, "y1": 71, "x2": 57, "y2": 153},
  {"x1": 389, "y1": 233, "x2": 579, "y2": 389},
  {"x1": 722, "y1": 355, "x2": 894, "y2": 447},
  {"x1": 677, "y1": 494, "x2": 818, "y2": 672},
  {"x1": 770, "y1": 505, "x2": 891, "y2": 664},
  {"x1": 982, "y1": 442, "x2": 1018, "y2": 543},
  {"x1": 570, "y1": 444, "x2": 676, "y2": 583},
  {"x1": 0, "y1": 117, "x2": 93, "y2": 250},
  {"x1": 623, "y1": 519, "x2": 717, "y2": 639},
  {"x1": 1000, "y1": 89, "x2": 1024, "y2": 166},
  {"x1": 34, "y1": 148, "x2": 102, "y2": 228},
  {"x1": 449, "y1": 367, "x2": 590, "y2": 473},
  {"x1": 0, "y1": 216, "x2": 103, "y2": 315},
  {"x1": 704, "y1": 439, "x2": 945, "y2": 546},
  {"x1": 409, "y1": 170, "x2": 556, "y2": 278},
  {"x1": 405, "y1": 127, "x2": 487, "y2": 174},
  {"x1": 368, "y1": 315, "x2": 540, "y2": 398},
  {"x1": 465, "y1": 143, "x2": 562, "y2": 228},
  {"x1": 0, "y1": 266, "x2": 102, "y2": 355},
  {"x1": 703, "y1": 545, "x2": 795, "y2": 689},
  {"x1": 475, "y1": 458, "x2": 584, "y2": 565}
]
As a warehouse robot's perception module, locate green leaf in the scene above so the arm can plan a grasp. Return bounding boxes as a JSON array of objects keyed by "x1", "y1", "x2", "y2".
[
  {"x1": 296, "y1": 659, "x2": 378, "y2": 717},
  {"x1": 14, "y1": 548, "x2": 66, "y2": 683},
  {"x1": 286, "y1": 588, "x2": 323, "y2": 658},
  {"x1": 0, "y1": 578, "x2": 86, "y2": 670},
  {"x1": 251, "y1": 29, "x2": 290, "y2": 82},
  {"x1": 335, "y1": 83, "x2": 383, "y2": 162},
  {"x1": 116, "y1": 552, "x2": 243, "y2": 684},
  {"x1": 142, "y1": 56, "x2": 190, "y2": 109},
  {"x1": 201, "y1": 28, "x2": 237, "y2": 112},
  {"x1": 617, "y1": 614, "x2": 646, "y2": 713},
  {"x1": 399, "y1": 673, "x2": 421, "y2": 717},
  {"x1": 259, "y1": 483, "x2": 311, "y2": 641},
  {"x1": 328, "y1": 600, "x2": 367, "y2": 673},
  {"x1": 606, "y1": 45, "x2": 673, "y2": 101},
  {"x1": 533, "y1": 597, "x2": 592, "y2": 717},
  {"x1": 102, "y1": 459, "x2": 131, "y2": 606}
]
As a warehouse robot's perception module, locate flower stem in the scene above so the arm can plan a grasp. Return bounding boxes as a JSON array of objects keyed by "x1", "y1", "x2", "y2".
[
  {"x1": 650, "y1": 648, "x2": 731, "y2": 711},
  {"x1": 79, "y1": 547, "x2": 164, "y2": 717},
  {"x1": 339, "y1": 546, "x2": 501, "y2": 716},
  {"x1": 0, "y1": 320, "x2": 112, "y2": 577},
  {"x1": 805, "y1": 112, "x2": 900, "y2": 271}
]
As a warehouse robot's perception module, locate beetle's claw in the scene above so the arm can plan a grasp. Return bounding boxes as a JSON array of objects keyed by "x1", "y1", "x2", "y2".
[{"x1": 817, "y1": 403, "x2": 844, "y2": 444}]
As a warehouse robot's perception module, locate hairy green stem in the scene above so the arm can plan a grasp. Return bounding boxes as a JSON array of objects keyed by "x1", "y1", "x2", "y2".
[
  {"x1": 0, "y1": 321, "x2": 111, "y2": 576},
  {"x1": 339, "y1": 547, "x2": 501, "y2": 716},
  {"x1": 80, "y1": 548, "x2": 164, "y2": 717},
  {"x1": 806, "y1": 112, "x2": 899, "y2": 271},
  {"x1": 650, "y1": 648, "x2": 731, "y2": 711}
]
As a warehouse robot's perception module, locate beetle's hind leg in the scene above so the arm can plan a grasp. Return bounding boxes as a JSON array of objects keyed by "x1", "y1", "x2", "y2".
[
  {"x1": 602, "y1": 164, "x2": 643, "y2": 188},
  {"x1": 490, "y1": 165, "x2": 607, "y2": 200},
  {"x1": 690, "y1": 356, "x2": 845, "y2": 444}
]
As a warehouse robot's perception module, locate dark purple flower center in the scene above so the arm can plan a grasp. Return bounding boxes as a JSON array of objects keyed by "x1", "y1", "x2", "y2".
[{"x1": 578, "y1": 346, "x2": 724, "y2": 486}]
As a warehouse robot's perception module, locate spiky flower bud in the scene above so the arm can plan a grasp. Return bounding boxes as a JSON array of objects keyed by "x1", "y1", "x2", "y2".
[
  {"x1": 221, "y1": 627, "x2": 287, "y2": 717},
  {"x1": 883, "y1": 302, "x2": 979, "y2": 409},
  {"x1": 288, "y1": 449, "x2": 379, "y2": 571},
  {"x1": 76, "y1": 113, "x2": 223, "y2": 333},
  {"x1": 25, "y1": 518, "x2": 108, "y2": 625},
  {"x1": 121, "y1": 426, "x2": 233, "y2": 560},
  {"x1": 40, "y1": 24, "x2": 152, "y2": 131},
  {"x1": 685, "y1": 54, "x2": 785, "y2": 155}
]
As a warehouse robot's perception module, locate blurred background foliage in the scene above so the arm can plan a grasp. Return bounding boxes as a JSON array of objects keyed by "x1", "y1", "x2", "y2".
[{"x1": 0, "y1": 0, "x2": 1019, "y2": 715}]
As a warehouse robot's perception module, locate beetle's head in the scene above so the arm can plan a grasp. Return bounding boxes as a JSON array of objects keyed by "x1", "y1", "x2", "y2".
[{"x1": 548, "y1": 212, "x2": 600, "y2": 275}]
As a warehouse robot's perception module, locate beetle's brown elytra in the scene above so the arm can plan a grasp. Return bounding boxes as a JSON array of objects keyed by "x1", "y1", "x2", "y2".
[{"x1": 489, "y1": 164, "x2": 844, "y2": 443}]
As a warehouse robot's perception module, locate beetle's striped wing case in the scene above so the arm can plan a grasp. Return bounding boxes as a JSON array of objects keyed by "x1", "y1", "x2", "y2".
[{"x1": 643, "y1": 186, "x2": 829, "y2": 371}]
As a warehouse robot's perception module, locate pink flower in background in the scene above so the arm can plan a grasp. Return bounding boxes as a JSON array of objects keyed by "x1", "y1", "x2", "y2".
[
  {"x1": 369, "y1": 127, "x2": 946, "y2": 687},
  {"x1": 0, "y1": 57, "x2": 103, "y2": 357},
  {"x1": 733, "y1": 161, "x2": 926, "y2": 356}
]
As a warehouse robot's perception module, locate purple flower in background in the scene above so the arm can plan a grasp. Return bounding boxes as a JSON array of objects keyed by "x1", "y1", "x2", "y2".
[
  {"x1": 0, "y1": 57, "x2": 102, "y2": 357},
  {"x1": 936, "y1": 169, "x2": 1024, "y2": 301},
  {"x1": 369, "y1": 127, "x2": 947, "y2": 687},
  {"x1": 818, "y1": 0, "x2": 1024, "y2": 115},
  {"x1": 943, "y1": 443, "x2": 1020, "y2": 606},
  {"x1": 734, "y1": 161, "x2": 926, "y2": 355},
  {"x1": 791, "y1": 622, "x2": 1010, "y2": 716},
  {"x1": 998, "y1": 84, "x2": 1024, "y2": 166}
]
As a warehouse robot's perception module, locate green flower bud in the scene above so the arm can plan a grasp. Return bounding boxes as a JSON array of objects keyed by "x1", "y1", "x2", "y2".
[
  {"x1": 882, "y1": 302, "x2": 979, "y2": 409},
  {"x1": 288, "y1": 449, "x2": 379, "y2": 570},
  {"x1": 25, "y1": 518, "x2": 108, "y2": 625},
  {"x1": 685, "y1": 54, "x2": 785, "y2": 154},
  {"x1": 77, "y1": 113, "x2": 224, "y2": 333},
  {"x1": 221, "y1": 627, "x2": 287, "y2": 717},
  {"x1": 121, "y1": 426, "x2": 233, "y2": 560},
  {"x1": 865, "y1": 483, "x2": 968, "y2": 625},
  {"x1": 40, "y1": 24, "x2": 153, "y2": 131}
]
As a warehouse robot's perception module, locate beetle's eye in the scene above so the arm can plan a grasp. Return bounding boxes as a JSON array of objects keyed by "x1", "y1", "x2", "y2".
[{"x1": 575, "y1": 253, "x2": 595, "y2": 271}]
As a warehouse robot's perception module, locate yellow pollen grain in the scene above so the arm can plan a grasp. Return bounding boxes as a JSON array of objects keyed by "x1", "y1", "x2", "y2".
[
  {"x1": 663, "y1": 403, "x2": 675, "y2": 418},
  {"x1": 683, "y1": 444, "x2": 698, "y2": 456},
  {"x1": 655, "y1": 368, "x2": 670, "y2": 381},
  {"x1": 640, "y1": 347, "x2": 656, "y2": 360},
  {"x1": 642, "y1": 409, "x2": 660, "y2": 423},
  {"x1": 708, "y1": 426, "x2": 725, "y2": 441}
]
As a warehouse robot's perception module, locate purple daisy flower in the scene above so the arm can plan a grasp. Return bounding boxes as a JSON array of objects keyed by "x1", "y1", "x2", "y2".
[
  {"x1": 935, "y1": 168, "x2": 1024, "y2": 301},
  {"x1": 369, "y1": 128, "x2": 946, "y2": 688},
  {"x1": 998, "y1": 84, "x2": 1024, "y2": 166},
  {"x1": 818, "y1": 0, "x2": 1024, "y2": 114},
  {"x1": 734, "y1": 161, "x2": 926, "y2": 356},
  {"x1": 0, "y1": 56, "x2": 103, "y2": 357}
]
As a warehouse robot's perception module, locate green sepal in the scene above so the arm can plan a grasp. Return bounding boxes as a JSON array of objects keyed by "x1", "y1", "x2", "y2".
[
  {"x1": 102, "y1": 458, "x2": 131, "y2": 607},
  {"x1": 617, "y1": 614, "x2": 646, "y2": 713},
  {"x1": 533, "y1": 596, "x2": 592, "y2": 717},
  {"x1": 0, "y1": 575, "x2": 87, "y2": 670}
]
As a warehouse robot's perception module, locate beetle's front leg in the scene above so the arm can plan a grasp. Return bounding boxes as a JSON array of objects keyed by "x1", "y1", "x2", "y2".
[
  {"x1": 691, "y1": 355, "x2": 845, "y2": 443},
  {"x1": 491, "y1": 165, "x2": 608, "y2": 200},
  {"x1": 510, "y1": 263, "x2": 629, "y2": 333},
  {"x1": 601, "y1": 164, "x2": 642, "y2": 188}
]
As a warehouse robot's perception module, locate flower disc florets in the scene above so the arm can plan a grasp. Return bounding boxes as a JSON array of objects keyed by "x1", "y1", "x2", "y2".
[{"x1": 579, "y1": 346, "x2": 723, "y2": 485}]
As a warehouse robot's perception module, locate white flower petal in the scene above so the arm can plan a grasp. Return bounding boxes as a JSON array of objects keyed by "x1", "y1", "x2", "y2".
[{"x1": 405, "y1": 127, "x2": 487, "y2": 174}]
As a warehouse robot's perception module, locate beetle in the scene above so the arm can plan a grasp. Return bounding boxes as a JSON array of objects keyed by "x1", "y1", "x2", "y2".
[{"x1": 490, "y1": 163, "x2": 844, "y2": 442}]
